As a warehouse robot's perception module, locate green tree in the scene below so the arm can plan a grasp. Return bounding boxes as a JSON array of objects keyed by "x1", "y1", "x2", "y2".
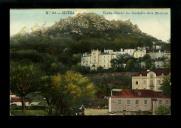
[
  {"x1": 40, "y1": 71, "x2": 96, "y2": 115},
  {"x1": 155, "y1": 105, "x2": 170, "y2": 115},
  {"x1": 142, "y1": 54, "x2": 151, "y2": 61},
  {"x1": 59, "y1": 71, "x2": 96, "y2": 115},
  {"x1": 142, "y1": 54, "x2": 155, "y2": 70},
  {"x1": 10, "y1": 63, "x2": 42, "y2": 112},
  {"x1": 111, "y1": 54, "x2": 131, "y2": 71},
  {"x1": 125, "y1": 59, "x2": 135, "y2": 71},
  {"x1": 39, "y1": 75, "x2": 55, "y2": 115},
  {"x1": 160, "y1": 75, "x2": 171, "y2": 96},
  {"x1": 111, "y1": 58, "x2": 119, "y2": 71},
  {"x1": 97, "y1": 66, "x2": 104, "y2": 72}
]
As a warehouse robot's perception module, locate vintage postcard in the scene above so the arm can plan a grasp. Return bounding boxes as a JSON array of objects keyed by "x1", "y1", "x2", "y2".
[{"x1": 10, "y1": 9, "x2": 171, "y2": 116}]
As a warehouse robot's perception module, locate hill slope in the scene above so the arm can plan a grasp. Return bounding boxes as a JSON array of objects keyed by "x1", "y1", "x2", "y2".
[{"x1": 10, "y1": 12, "x2": 170, "y2": 65}]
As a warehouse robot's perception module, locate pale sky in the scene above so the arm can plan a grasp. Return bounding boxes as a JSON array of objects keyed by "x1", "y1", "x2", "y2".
[{"x1": 10, "y1": 9, "x2": 170, "y2": 42}]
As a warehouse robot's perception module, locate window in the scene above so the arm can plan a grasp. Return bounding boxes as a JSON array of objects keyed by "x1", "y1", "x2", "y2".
[
  {"x1": 144, "y1": 100, "x2": 147, "y2": 104},
  {"x1": 135, "y1": 100, "x2": 139, "y2": 104},
  {"x1": 136, "y1": 81, "x2": 138, "y2": 85},
  {"x1": 127, "y1": 100, "x2": 130, "y2": 104},
  {"x1": 118, "y1": 100, "x2": 121, "y2": 104}
]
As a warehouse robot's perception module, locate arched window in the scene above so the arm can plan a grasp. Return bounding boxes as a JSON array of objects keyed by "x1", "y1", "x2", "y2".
[{"x1": 136, "y1": 81, "x2": 138, "y2": 85}]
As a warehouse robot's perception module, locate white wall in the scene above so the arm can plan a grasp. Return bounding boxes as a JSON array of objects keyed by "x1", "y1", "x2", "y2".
[
  {"x1": 109, "y1": 97, "x2": 152, "y2": 112},
  {"x1": 132, "y1": 72, "x2": 165, "y2": 91},
  {"x1": 109, "y1": 97, "x2": 171, "y2": 114}
]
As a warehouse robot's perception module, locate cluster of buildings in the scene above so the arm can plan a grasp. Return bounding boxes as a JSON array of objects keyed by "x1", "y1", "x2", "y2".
[
  {"x1": 108, "y1": 69, "x2": 171, "y2": 115},
  {"x1": 81, "y1": 48, "x2": 170, "y2": 70},
  {"x1": 10, "y1": 92, "x2": 40, "y2": 107},
  {"x1": 10, "y1": 93, "x2": 31, "y2": 106},
  {"x1": 81, "y1": 48, "x2": 146, "y2": 70}
]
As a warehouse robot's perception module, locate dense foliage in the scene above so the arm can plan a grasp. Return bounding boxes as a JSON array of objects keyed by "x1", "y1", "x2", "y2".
[
  {"x1": 40, "y1": 71, "x2": 95, "y2": 115},
  {"x1": 160, "y1": 75, "x2": 171, "y2": 96},
  {"x1": 155, "y1": 105, "x2": 170, "y2": 115},
  {"x1": 10, "y1": 63, "x2": 42, "y2": 111}
]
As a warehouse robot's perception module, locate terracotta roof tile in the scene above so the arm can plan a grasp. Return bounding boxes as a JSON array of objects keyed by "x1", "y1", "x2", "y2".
[{"x1": 112, "y1": 89, "x2": 169, "y2": 98}]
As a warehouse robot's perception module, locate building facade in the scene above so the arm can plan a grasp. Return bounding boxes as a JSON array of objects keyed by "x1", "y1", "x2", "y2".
[
  {"x1": 81, "y1": 49, "x2": 117, "y2": 70},
  {"x1": 81, "y1": 49, "x2": 170, "y2": 70},
  {"x1": 108, "y1": 89, "x2": 170, "y2": 115},
  {"x1": 81, "y1": 48, "x2": 146, "y2": 70},
  {"x1": 148, "y1": 51, "x2": 171, "y2": 60},
  {"x1": 10, "y1": 93, "x2": 31, "y2": 106},
  {"x1": 132, "y1": 69, "x2": 170, "y2": 91},
  {"x1": 133, "y1": 48, "x2": 146, "y2": 58}
]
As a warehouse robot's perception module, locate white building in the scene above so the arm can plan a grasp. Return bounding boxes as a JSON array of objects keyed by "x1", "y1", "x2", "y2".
[
  {"x1": 81, "y1": 49, "x2": 116, "y2": 70},
  {"x1": 148, "y1": 50, "x2": 171, "y2": 60},
  {"x1": 81, "y1": 48, "x2": 146, "y2": 70},
  {"x1": 154, "y1": 61, "x2": 164, "y2": 68},
  {"x1": 10, "y1": 93, "x2": 31, "y2": 106},
  {"x1": 155, "y1": 45, "x2": 161, "y2": 50},
  {"x1": 133, "y1": 48, "x2": 146, "y2": 58},
  {"x1": 132, "y1": 69, "x2": 170, "y2": 91},
  {"x1": 123, "y1": 49, "x2": 136, "y2": 56},
  {"x1": 108, "y1": 89, "x2": 170, "y2": 115}
]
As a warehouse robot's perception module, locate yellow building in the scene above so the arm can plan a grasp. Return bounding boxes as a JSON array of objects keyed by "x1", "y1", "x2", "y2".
[
  {"x1": 132, "y1": 69, "x2": 170, "y2": 91},
  {"x1": 133, "y1": 49, "x2": 146, "y2": 58}
]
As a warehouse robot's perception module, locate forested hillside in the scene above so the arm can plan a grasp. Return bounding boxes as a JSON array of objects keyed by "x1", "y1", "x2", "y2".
[{"x1": 10, "y1": 13, "x2": 170, "y2": 69}]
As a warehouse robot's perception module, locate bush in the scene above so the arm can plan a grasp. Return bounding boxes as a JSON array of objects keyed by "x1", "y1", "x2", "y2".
[
  {"x1": 155, "y1": 105, "x2": 170, "y2": 115},
  {"x1": 10, "y1": 105, "x2": 22, "y2": 110}
]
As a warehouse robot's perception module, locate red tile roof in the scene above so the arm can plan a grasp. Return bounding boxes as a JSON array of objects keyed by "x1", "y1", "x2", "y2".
[
  {"x1": 111, "y1": 89, "x2": 169, "y2": 98},
  {"x1": 132, "y1": 68, "x2": 170, "y2": 76}
]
